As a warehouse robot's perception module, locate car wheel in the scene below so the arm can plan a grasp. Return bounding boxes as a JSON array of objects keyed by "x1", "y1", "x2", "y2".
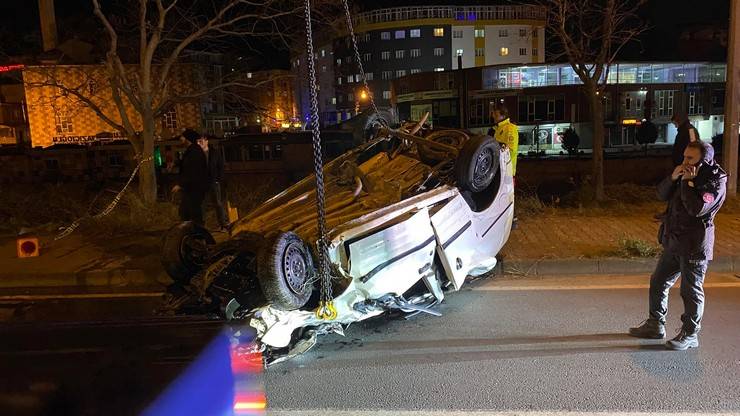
[
  {"x1": 455, "y1": 135, "x2": 500, "y2": 193},
  {"x1": 256, "y1": 232, "x2": 314, "y2": 311},
  {"x1": 161, "y1": 222, "x2": 216, "y2": 284},
  {"x1": 418, "y1": 130, "x2": 469, "y2": 166}
]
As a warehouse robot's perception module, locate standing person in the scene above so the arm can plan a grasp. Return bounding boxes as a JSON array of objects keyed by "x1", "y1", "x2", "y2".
[
  {"x1": 172, "y1": 129, "x2": 209, "y2": 226},
  {"x1": 670, "y1": 112, "x2": 699, "y2": 166},
  {"x1": 199, "y1": 135, "x2": 229, "y2": 230},
  {"x1": 629, "y1": 141, "x2": 726, "y2": 350},
  {"x1": 491, "y1": 103, "x2": 519, "y2": 176}
]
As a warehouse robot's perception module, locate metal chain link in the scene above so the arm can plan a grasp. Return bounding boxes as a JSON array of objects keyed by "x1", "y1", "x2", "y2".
[
  {"x1": 341, "y1": 0, "x2": 385, "y2": 125},
  {"x1": 303, "y1": 0, "x2": 332, "y2": 306}
]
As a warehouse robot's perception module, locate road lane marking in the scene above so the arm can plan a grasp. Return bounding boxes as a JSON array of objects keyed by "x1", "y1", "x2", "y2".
[
  {"x1": 266, "y1": 411, "x2": 740, "y2": 416},
  {"x1": 473, "y1": 282, "x2": 740, "y2": 291},
  {"x1": 0, "y1": 292, "x2": 164, "y2": 301}
]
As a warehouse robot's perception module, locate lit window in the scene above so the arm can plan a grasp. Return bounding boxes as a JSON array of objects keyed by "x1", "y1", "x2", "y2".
[
  {"x1": 337, "y1": 77, "x2": 342, "y2": 85},
  {"x1": 382, "y1": 90, "x2": 391, "y2": 99},
  {"x1": 363, "y1": 53, "x2": 371, "y2": 62},
  {"x1": 347, "y1": 75, "x2": 354, "y2": 83},
  {"x1": 474, "y1": 29, "x2": 485, "y2": 38},
  {"x1": 366, "y1": 72, "x2": 374, "y2": 80},
  {"x1": 410, "y1": 48, "x2": 421, "y2": 58},
  {"x1": 410, "y1": 69, "x2": 421, "y2": 74},
  {"x1": 54, "y1": 112, "x2": 74, "y2": 134},
  {"x1": 381, "y1": 51, "x2": 391, "y2": 60},
  {"x1": 434, "y1": 47, "x2": 445, "y2": 56},
  {"x1": 381, "y1": 32, "x2": 391, "y2": 40},
  {"x1": 382, "y1": 71, "x2": 393, "y2": 80},
  {"x1": 395, "y1": 50, "x2": 405, "y2": 59},
  {"x1": 519, "y1": 48, "x2": 527, "y2": 56},
  {"x1": 499, "y1": 29, "x2": 508, "y2": 37},
  {"x1": 433, "y1": 28, "x2": 444, "y2": 37},
  {"x1": 519, "y1": 28, "x2": 527, "y2": 37},
  {"x1": 331, "y1": 97, "x2": 337, "y2": 105},
  {"x1": 410, "y1": 29, "x2": 421, "y2": 38},
  {"x1": 321, "y1": 49, "x2": 326, "y2": 57},
  {"x1": 500, "y1": 47, "x2": 509, "y2": 56},
  {"x1": 396, "y1": 69, "x2": 406, "y2": 78},
  {"x1": 161, "y1": 107, "x2": 178, "y2": 130},
  {"x1": 475, "y1": 48, "x2": 485, "y2": 57},
  {"x1": 434, "y1": 67, "x2": 445, "y2": 72},
  {"x1": 395, "y1": 30, "x2": 405, "y2": 39},
  {"x1": 337, "y1": 58, "x2": 342, "y2": 65},
  {"x1": 455, "y1": 49, "x2": 464, "y2": 57},
  {"x1": 453, "y1": 30, "x2": 463, "y2": 38}
]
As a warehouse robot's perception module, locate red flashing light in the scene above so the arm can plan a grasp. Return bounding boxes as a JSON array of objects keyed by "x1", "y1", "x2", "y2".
[{"x1": 0, "y1": 64, "x2": 25, "y2": 73}]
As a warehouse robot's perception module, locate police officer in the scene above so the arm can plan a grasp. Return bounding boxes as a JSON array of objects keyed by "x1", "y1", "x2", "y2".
[{"x1": 629, "y1": 141, "x2": 727, "y2": 350}]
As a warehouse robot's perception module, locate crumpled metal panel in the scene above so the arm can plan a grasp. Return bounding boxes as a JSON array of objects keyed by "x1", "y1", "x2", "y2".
[{"x1": 429, "y1": 194, "x2": 476, "y2": 290}]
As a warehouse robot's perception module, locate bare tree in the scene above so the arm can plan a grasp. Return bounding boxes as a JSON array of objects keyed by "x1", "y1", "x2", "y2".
[
  {"x1": 540, "y1": 0, "x2": 647, "y2": 201},
  {"x1": 24, "y1": 0, "x2": 316, "y2": 204}
]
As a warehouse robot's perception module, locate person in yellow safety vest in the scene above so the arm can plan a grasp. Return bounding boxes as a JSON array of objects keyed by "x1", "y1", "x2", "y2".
[{"x1": 490, "y1": 103, "x2": 519, "y2": 176}]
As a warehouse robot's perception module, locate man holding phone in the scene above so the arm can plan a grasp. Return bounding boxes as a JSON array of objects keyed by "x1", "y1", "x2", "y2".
[{"x1": 629, "y1": 141, "x2": 726, "y2": 350}]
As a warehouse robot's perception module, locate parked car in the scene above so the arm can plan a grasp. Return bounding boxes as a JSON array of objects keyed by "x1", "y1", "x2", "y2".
[{"x1": 161, "y1": 121, "x2": 514, "y2": 362}]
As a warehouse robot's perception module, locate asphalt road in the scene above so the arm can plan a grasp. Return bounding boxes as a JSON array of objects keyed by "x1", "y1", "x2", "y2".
[{"x1": 1, "y1": 273, "x2": 739, "y2": 415}]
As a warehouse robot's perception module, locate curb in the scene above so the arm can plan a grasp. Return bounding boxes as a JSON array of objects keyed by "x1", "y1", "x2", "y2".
[
  {"x1": 500, "y1": 255, "x2": 739, "y2": 276},
  {"x1": 0, "y1": 269, "x2": 171, "y2": 289}
]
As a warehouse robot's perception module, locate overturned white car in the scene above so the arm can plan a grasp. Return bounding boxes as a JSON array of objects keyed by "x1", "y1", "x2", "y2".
[{"x1": 161, "y1": 123, "x2": 514, "y2": 360}]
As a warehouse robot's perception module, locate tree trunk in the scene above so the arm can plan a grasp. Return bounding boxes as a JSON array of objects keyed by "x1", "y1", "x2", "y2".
[
  {"x1": 138, "y1": 110, "x2": 158, "y2": 205},
  {"x1": 588, "y1": 90, "x2": 606, "y2": 201}
]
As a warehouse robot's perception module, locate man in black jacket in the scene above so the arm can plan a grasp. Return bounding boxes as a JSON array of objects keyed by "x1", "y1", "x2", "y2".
[
  {"x1": 199, "y1": 134, "x2": 229, "y2": 230},
  {"x1": 629, "y1": 141, "x2": 727, "y2": 350},
  {"x1": 670, "y1": 113, "x2": 699, "y2": 166},
  {"x1": 173, "y1": 129, "x2": 209, "y2": 225}
]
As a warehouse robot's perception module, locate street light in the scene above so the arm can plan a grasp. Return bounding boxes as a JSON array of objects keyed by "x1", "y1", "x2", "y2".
[{"x1": 360, "y1": 90, "x2": 368, "y2": 100}]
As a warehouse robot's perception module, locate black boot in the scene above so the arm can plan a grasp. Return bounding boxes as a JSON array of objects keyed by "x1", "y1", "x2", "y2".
[
  {"x1": 665, "y1": 330, "x2": 699, "y2": 351},
  {"x1": 628, "y1": 319, "x2": 666, "y2": 339}
]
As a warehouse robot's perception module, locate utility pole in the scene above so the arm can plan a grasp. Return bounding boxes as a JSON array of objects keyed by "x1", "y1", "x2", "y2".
[
  {"x1": 723, "y1": 0, "x2": 740, "y2": 197},
  {"x1": 37, "y1": 0, "x2": 58, "y2": 52}
]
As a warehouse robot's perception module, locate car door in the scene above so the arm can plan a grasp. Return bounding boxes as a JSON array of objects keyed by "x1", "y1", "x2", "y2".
[{"x1": 429, "y1": 194, "x2": 477, "y2": 290}]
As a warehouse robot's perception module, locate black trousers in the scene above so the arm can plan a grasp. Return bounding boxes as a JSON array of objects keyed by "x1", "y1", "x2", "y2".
[
  {"x1": 209, "y1": 181, "x2": 229, "y2": 227},
  {"x1": 179, "y1": 191, "x2": 206, "y2": 226},
  {"x1": 648, "y1": 251, "x2": 709, "y2": 334}
]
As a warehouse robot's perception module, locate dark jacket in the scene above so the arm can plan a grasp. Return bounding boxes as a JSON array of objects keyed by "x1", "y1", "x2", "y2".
[
  {"x1": 179, "y1": 143, "x2": 209, "y2": 195},
  {"x1": 206, "y1": 144, "x2": 225, "y2": 183},
  {"x1": 671, "y1": 121, "x2": 699, "y2": 166},
  {"x1": 657, "y1": 143, "x2": 727, "y2": 260}
]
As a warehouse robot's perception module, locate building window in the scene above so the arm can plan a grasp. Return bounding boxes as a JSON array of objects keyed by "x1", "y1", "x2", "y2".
[
  {"x1": 410, "y1": 29, "x2": 421, "y2": 38},
  {"x1": 434, "y1": 67, "x2": 445, "y2": 72},
  {"x1": 500, "y1": 47, "x2": 509, "y2": 56},
  {"x1": 410, "y1": 48, "x2": 421, "y2": 58},
  {"x1": 453, "y1": 29, "x2": 463, "y2": 38},
  {"x1": 475, "y1": 48, "x2": 485, "y2": 57},
  {"x1": 346, "y1": 56, "x2": 353, "y2": 63},
  {"x1": 395, "y1": 30, "x2": 405, "y2": 39},
  {"x1": 625, "y1": 96, "x2": 632, "y2": 111},
  {"x1": 382, "y1": 70, "x2": 393, "y2": 80},
  {"x1": 321, "y1": 65, "x2": 327, "y2": 72},
  {"x1": 331, "y1": 97, "x2": 337, "y2": 105},
  {"x1": 381, "y1": 51, "x2": 391, "y2": 60},
  {"x1": 499, "y1": 29, "x2": 508, "y2": 37},
  {"x1": 381, "y1": 31, "x2": 391, "y2": 40},
  {"x1": 532, "y1": 48, "x2": 538, "y2": 57},
  {"x1": 54, "y1": 112, "x2": 74, "y2": 134},
  {"x1": 365, "y1": 72, "x2": 374, "y2": 80},
  {"x1": 162, "y1": 107, "x2": 178, "y2": 130},
  {"x1": 533, "y1": 29, "x2": 539, "y2": 38},
  {"x1": 395, "y1": 50, "x2": 405, "y2": 59},
  {"x1": 455, "y1": 48, "x2": 464, "y2": 57},
  {"x1": 363, "y1": 53, "x2": 371, "y2": 62},
  {"x1": 656, "y1": 90, "x2": 675, "y2": 117},
  {"x1": 410, "y1": 68, "x2": 421, "y2": 74},
  {"x1": 519, "y1": 28, "x2": 527, "y2": 37},
  {"x1": 337, "y1": 77, "x2": 342, "y2": 85},
  {"x1": 396, "y1": 69, "x2": 406, "y2": 78},
  {"x1": 434, "y1": 28, "x2": 444, "y2": 37},
  {"x1": 362, "y1": 32, "x2": 370, "y2": 42},
  {"x1": 347, "y1": 75, "x2": 354, "y2": 83},
  {"x1": 320, "y1": 49, "x2": 326, "y2": 57},
  {"x1": 383, "y1": 90, "x2": 391, "y2": 99},
  {"x1": 348, "y1": 93, "x2": 354, "y2": 102},
  {"x1": 474, "y1": 29, "x2": 485, "y2": 38},
  {"x1": 519, "y1": 48, "x2": 527, "y2": 56},
  {"x1": 434, "y1": 47, "x2": 445, "y2": 56},
  {"x1": 336, "y1": 58, "x2": 342, "y2": 66}
]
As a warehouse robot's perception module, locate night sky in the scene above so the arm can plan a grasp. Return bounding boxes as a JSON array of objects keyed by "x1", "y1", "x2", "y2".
[{"x1": 0, "y1": 0, "x2": 732, "y2": 67}]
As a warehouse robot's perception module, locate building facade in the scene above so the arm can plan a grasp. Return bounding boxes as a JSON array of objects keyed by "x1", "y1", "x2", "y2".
[
  {"x1": 228, "y1": 69, "x2": 298, "y2": 132},
  {"x1": 22, "y1": 63, "x2": 227, "y2": 148},
  {"x1": 392, "y1": 62, "x2": 728, "y2": 155},
  {"x1": 292, "y1": 5, "x2": 546, "y2": 127}
]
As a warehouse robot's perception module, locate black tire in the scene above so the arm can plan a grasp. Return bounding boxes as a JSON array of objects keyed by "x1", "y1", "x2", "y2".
[
  {"x1": 161, "y1": 222, "x2": 216, "y2": 284},
  {"x1": 256, "y1": 232, "x2": 314, "y2": 311},
  {"x1": 455, "y1": 135, "x2": 500, "y2": 193},
  {"x1": 418, "y1": 130, "x2": 470, "y2": 165}
]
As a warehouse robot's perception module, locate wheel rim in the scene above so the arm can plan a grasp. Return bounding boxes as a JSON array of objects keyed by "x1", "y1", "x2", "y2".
[
  {"x1": 472, "y1": 148, "x2": 495, "y2": 189},
  {"x1": 283, "y1": 242, "x2": 308, "y2": 294}
]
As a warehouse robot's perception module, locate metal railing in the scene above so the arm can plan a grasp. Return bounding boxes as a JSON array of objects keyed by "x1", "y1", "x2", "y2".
[{"x1": 354, "y1": 5, "x2": 546, "y2": 26}]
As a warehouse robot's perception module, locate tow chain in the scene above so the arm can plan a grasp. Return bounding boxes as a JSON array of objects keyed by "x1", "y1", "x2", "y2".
[
  {"x1": 341, "y1": 0, "x2": 384, "y2": 125},
  {"x1": 303, "y1": 0, "x2": 335, "y2": 320},
  {"x1": 54, "y1": 155, "x2": 153, "y2": 241}
]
